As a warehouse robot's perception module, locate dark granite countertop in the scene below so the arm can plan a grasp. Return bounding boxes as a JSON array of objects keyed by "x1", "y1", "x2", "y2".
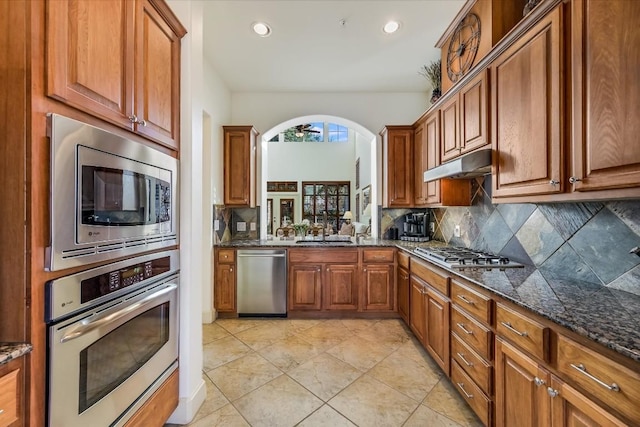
[
  {"x1": 215, "y1": 239, "x2": 640, "y2": 363},
  {"x1": 215, "y1": 237, "x2": 401, "y2": 248},
  {"x1": 0, "y1": 342, "x2": 32, "y2": 366}
]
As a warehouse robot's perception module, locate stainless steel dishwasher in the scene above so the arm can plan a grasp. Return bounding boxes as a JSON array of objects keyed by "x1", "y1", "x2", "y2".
[{"x1": 236, "y1": 249, "x2": 287, "y2": 316}]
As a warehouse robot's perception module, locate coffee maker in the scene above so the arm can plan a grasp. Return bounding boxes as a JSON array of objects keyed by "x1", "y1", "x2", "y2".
[{"x1": 401, "y1": 212, "x2": 431, "y2": 242}]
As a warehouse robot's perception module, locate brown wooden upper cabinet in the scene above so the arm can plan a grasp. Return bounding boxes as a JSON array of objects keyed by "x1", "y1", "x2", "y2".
[
  {"x1": 223, "y1": 126, "x2": 258, "y2": 207},
  {"x1": 570, "y1": 0, "x2": 640, "y2": 193},
  {"x1": 491, "y1": 6, "x2": 563, "y2": 199},
  {"x1": 381, "y1": 126, "x2": 413, "y2": 207},
  {"x1": 440, "y1": 71, "x2": 489, "y2": 164},
  {"x1": 46, "y1": 0, "x2": 186, "y2": 150}
]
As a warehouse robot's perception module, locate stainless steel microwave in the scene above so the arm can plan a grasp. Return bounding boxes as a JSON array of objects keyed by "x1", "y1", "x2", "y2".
[{"x1": 47, "y1": 114, "x2": 178, "y2": 271}]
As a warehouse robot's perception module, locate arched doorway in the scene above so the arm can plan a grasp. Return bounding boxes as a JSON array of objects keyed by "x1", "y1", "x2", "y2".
[{"x1": 260, "y1": 115, "x2": 378, "y2": 238}]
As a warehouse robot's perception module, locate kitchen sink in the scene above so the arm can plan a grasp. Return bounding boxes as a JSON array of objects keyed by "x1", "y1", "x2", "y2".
[{"x1": 295, "y1": 240, "x2": 353, "y2": 244}]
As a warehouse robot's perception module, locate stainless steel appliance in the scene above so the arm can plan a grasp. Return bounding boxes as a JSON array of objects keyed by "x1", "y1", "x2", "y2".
[
  {"x1": 47, "y1": 114, "x2": 179, "y2": 271},
  {"x1": 401, "y1": 212, "x2": 431, "y2": 242},
  {"x1": 236, "y1": 249, "x2": 287, "y2": 316},
  {"x1": 46, "y1": 250, "x2": 179, "y2": 427},
  {"x1": 414, "y1": 246, "x2": 523, "y2": 270},
  {"x1": 423, "y1": 148, "x2": 492, "y2": 182}
]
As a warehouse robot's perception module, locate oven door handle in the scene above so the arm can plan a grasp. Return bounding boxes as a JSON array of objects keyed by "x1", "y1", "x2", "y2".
[{"x1": 59, "y1": 283, "x2": 177, "y2": 343}]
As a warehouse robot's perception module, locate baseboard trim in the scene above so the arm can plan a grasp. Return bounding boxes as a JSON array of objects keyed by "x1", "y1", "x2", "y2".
[{"x1": 166, "y1": 377, "x2": 206, "y2": 424}]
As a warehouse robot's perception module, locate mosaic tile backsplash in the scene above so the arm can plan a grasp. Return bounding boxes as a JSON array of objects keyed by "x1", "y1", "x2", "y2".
[{"x1": 430, "y1": 176, "x2": 640, "y2": 296}]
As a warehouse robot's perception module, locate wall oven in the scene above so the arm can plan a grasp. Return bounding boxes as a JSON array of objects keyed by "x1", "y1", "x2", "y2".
[
  {"x1": 47, "y1": 114, "x2": 179, "y2": 271},
  {"x1": 45, "y1": 250, "x2": 179, "y2": 427}
]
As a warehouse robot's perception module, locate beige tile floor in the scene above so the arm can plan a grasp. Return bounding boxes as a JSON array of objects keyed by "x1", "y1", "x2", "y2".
[{"x1": 168, "y1": 318, "x2": 483, "y2": 427}]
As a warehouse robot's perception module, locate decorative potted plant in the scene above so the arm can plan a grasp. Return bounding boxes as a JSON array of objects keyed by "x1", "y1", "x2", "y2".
[{"x1": 419, "y1": 59, "x2": 442, "y2": 104}]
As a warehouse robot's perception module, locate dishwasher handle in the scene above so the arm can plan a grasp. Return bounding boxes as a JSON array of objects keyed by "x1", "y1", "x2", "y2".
[{"x1": 237, "y1": 251, "x2": 287, "y2": 258}]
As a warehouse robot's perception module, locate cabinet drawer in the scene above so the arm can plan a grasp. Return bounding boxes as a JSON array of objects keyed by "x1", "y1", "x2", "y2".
[
  {"x1": 397, "y1": 250, "x2": 410, "y2": 269},
  {"x1": 217, "y1": 249, "x2": 235, "y2": 264},
  {"x1": 0, "y1": 367, "x2": 19, "y2": 426},
  {"x1": 363, "y1": 248, "x2": 394, "y2": 263},
  {"x1": 556, "y1": 334, "x2": 640, "y2": 424},
  {"x1": 451, "y1": 306, "x2": 493, "y2": 360},
  {"x1": 451, "y1": 280, "x2": 492, "y2": 324},
  {"x1": 451, "y1": 332, "x2": 492, "y2": 395},
  {"x1": 496, "y1": 303, "x2": 549, "y2": 362},
  {"x1": 451, "y1": 361, "x2": 492, "y2": 427},
  {"x1": 411, "y1": 258, "x2": 449, "y2": 295},
  {"x1": 289, "y1": 249, "x2": 358, "y2": 264}
]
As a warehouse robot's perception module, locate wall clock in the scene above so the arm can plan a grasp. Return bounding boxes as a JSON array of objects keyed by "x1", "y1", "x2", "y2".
[{"x1": 446, "y1": 13, "x2": 481, "y2": 83}]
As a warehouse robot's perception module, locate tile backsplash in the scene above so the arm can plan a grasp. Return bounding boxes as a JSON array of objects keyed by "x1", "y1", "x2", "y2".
[{"x1": 431, "y1": 176, "x2": 640, "y2": 295}]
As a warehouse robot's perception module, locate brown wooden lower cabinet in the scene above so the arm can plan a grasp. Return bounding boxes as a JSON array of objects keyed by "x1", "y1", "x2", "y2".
[
  {"x1": 289, "y1": 264, "x2": 323, "y2": 311},
  {"x1": 361, "y1": 264, "x2": 394, "y2": 311},
  {"x1": 324, "y1": 264, "x2": 359, "y2": 311},
  {"x1": 451, "y1": 360, "x2": 492, "y2": 427},
  {"x1": 397, "y1": 265, "x2": 410, "y2": 324},
  {"x1": 495, "y1": 338, "x2": 551, "y2": 427},
  {"x1": 424, "y1": 288, "x2": 450, "y2": 374},
  {"x1": 549, "y1": 375, "x2": 627, "y2": 427},
  {"x1": 214, "y1": 249, "x2": 236, "y2": 313},
  {"x1": 0, "y1": 357, "x2": 23, "y2": 427},
  {"x1": 409, "y1": 276, "x2": 427, "y2": 343}
]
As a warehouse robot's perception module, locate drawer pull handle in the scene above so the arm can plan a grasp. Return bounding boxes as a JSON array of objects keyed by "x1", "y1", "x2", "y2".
[
  {"x1": 457, "y1": 323, "x2": 473, "y2": 335},
  {"x1": 547, "y1": 387, "x2": 559, "y2": 398},
  {"x1": 500, "y1": 321, "x2": 528, "y2": 337},
  {"x1": 456, "y1": 352, "x2": 474, "y2": 367},
  {"x1": 456, "y1": 382, "x2": 474, "y2": 399},
  {"x1": 534, "y1": 377, "x2": 546, "y2": 387},
  {"x1": 570, "y1": 363, "x2": 620, "y2": 392},
  {"x1": 457, "y1": 295, "x2": 475, "y2": 305}
]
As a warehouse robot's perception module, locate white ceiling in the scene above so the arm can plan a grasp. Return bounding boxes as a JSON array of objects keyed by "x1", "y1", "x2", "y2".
[{"x1": 202, "y1": 0, "x2": 465, "y2": 93}]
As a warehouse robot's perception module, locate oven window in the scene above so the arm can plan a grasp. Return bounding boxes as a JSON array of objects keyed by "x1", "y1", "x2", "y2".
[
  {"x1": 78, "y1": 303, "x2": 170, "y2": 413},
  {"x1": 81, "y1": 166, "x2": 170, "y2": 226}
]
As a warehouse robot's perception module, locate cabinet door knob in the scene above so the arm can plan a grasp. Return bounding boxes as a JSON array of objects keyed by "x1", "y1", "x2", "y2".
[
  {"x1": 534, "y1": 377, "x2": 546, "y2": 387},
  {"x1": 549, "y1": 180, "x2": 559, "y2": 186},
  {"x1": 129, "y1": 114, "x2": 138, "y2": 123},
  {"x1": 138, "y1": 119, "x2": 147, "y2": 127},
  {"x1": 230, "y1": 268, "x2": 233, "y2": 272},
  {"x1": 363, "y1": 268, "x2": 367, "y2": 272},
  {"x1": 547, "y1": 387, "x2": 559, "y2": 398},
  {"x1": 569, "y1": 176, "x2": 582, "y2": 184}
]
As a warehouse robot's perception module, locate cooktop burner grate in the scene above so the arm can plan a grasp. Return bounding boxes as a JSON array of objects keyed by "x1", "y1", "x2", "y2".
[{"x1": 414, "y1": 246, "x2": 523, "y2": 270}]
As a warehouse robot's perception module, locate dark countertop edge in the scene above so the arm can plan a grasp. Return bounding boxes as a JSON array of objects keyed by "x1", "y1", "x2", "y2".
[
  {"x1": 214, "y1": 239, "x2": 639, "y2": 363},
  {"x1": 0, "y1": 342, "x2": 33, "y2": 366},
  {"x1": 215, "y1": 238, "x2": 402, "y2": 247}
]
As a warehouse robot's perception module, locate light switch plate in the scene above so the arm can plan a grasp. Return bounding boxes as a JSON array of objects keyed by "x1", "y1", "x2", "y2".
[
  {"x1": 237, "y1": 221, "x2": 246, "y2": 232},
  {"x1": 250, "y1": 222, "x2": 256, "y2": 231},
  {"x1": 214, "y1": 220, "x2": 220, "y2": 231},
  {"x1": 454, "y1": 225, "x2": 461, "y2": 237}
]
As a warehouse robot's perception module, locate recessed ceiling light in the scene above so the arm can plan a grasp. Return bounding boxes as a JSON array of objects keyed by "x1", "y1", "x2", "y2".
[
  {"x1": 252, "y1": 22, "x2": 271, "y2": 37},
  {"x1": 383, "y1": 21, "x2": 400, "y2": 34}
]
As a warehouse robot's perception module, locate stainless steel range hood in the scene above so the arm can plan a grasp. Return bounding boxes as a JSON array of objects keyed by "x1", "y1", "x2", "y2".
[{"x1": 423, "y1": 148, "x2": 492, "y2": 182}]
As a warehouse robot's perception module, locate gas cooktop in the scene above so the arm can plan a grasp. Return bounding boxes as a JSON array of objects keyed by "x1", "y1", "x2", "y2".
[{"x1": 414, "y1": 246, "x2": 523, "y2": 270}]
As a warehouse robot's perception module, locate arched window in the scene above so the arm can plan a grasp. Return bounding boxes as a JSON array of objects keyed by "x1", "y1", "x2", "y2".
[{"x1": 268, "y1": 122, "x2": 348, "y2": 143}]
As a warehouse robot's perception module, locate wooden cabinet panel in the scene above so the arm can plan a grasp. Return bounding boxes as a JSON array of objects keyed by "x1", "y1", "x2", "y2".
[
  {"x1": 362, "y1": 264, "x2": 394, "y2": 312},
  {"x1": 460, "y1": 70, "x2": 489, "y2": 155},
  {"x1": 397, "y1": 250, "x2": 410, "y2": 270},
  {"x1": 409, "y1": 277, "x2": 426, "y2": 343},
  {"x1": 223, "y1": 126, "x2": 258, "y2": 206},
  {"x1": 441, "y1": 95, "x2": 460, "y2": 162},
  {"x1": 123, "y1": 369, "x2": 178, "y2": 427},
  {"x1": 397, "y1": 266, "x2": 410, "y2": 325},
  {"x1": 451, "y1": 305, "x2": 492, "y2": 360},
  {"x1": 288, "y1": 264, "x2": 322, "y2": 311},
  {"x1": 47, "y1": 0, "x2": 135, "y2": 128},
  {"x1": 492, "y1": 7, "x2": 564, "y2": 198},
  {"x1": 549, "y1": 375, "x2": 628, "y2": 427},
  {"x1": 425, "y1": 288, "x2": 450, "y2": 374},
  {"x1": 451, "y1": 280, "x2": 492, "y2": 325},
  {"x1": 451, "y1": 361, "x2": 492, "y2": 427},
  {"x1": 381, "y1": 126, "x2": 413, "y2": 207},
  {"x1": 134, "y1": 0, "x2": 182, "y2": 149},
  {"x1": 556, "y1": 334, "x2": 640, "y2": 425},
  {"x1": 495, "y1": 338, "x2": 551, "y2": 427},
  {"x1": 424, "y1": 112, "x2": 441, "y2": 205},
  {"x1": 362, "y1": 248, "x2": 394, "y2": 263},
  {"x1": 217, "y1": 249, "x2": 235, "y2": 264},
  {"x1": 411, "y1": 259, "x2": 449, "y2": 296},
  {"x1": 571, "y1": 0, "x2": 640, "y2": 192},
  {"x1": 325, "y1": 264, "x2": 358, "y2": 311},
  {"x1": 413, "y1": 120, "x2": 427, "y2": 206},
  {"x1": 496, "y1": 303, "x2": 550, "y2": 362},
  {"x1": 452, "y1": 332, "x2": 492, "y2": 396},
  {"x1": 214, "y1": 263, "x2": 235, "y2": 313},
  {"x1": 46, "y1": 0, "x2": 185, "y2": 149},
  {"x1": 0, "y1": 359, "x2": 22, "y2": 427}
]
